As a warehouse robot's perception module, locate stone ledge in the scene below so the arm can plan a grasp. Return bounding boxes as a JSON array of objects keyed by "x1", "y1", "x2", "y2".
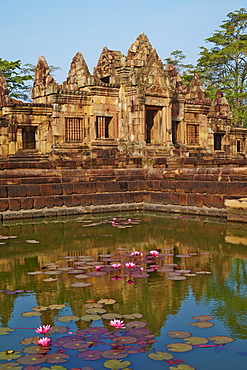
[{"x1": 0, "y1": 203, "x2": 226, "y2": 220}]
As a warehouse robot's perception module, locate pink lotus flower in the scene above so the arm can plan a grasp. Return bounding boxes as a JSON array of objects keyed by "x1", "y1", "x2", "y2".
[
  {"x1": 35, "y1": 325, "x2": 51, "y2": 334},
  {"x1": 130, "y1": 251, "x2": 140, "y2": 257},
  {"x1": 126, "y1": 279, "x2": 134, "y2": 284},
  {"x1": 95, "y1": 265, "x2": 102, "y2": 271},
  {"x1": 38, "y1": 337, "x2": 51, "y2": 347},
  {"x1": 125, "y1": 262, "x2": 135, "y2": 268},
  {"x1": 149, "y1": 250, "x2": 159, "y2": 257},
  {"x1": 111, "y1": 263, "x2": 121, "y2": 269},
  {"x1": 109, "y1": 319, "x2": 126, "y2": 329}
]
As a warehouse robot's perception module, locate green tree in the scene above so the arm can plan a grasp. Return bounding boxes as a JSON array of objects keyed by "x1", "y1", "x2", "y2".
[
  {"x1": 196, "y1": 8, "x2": 247, "y2": 127},
  {"x1": 0, "y1": 59, "x2": 33, "y2": 101},
  {"x1": 0, "y1": 59, "x2": 60, "y2": 102},
  {"x1": 164, "y1": 50, "x2": 195, "y2": 85}
]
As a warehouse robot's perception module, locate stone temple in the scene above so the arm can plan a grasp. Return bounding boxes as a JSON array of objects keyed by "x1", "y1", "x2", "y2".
[{"x1": 0, "y1": 33, "x2": 246, "y2": 169}]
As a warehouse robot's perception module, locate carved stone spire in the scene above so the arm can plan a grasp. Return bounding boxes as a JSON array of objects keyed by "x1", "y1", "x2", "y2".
[
  {"x1": 186, "y1": 74, "x2": 210, "y2": 104},
  {"x1": 0, "y1": 69, "x2": 10, "y2": 107},
  {"x1": 126, "y1": 33, "x2": 154, "y2": 67},
  {"x1": 65, "y1": 52, "x2": 92, "y2": 90},
  {"x1": 31, "y1": 55, "x2": 58, "y2": 102},
  {"x1": 210, "y1": 90, "x2": 232, "y2": 119}
]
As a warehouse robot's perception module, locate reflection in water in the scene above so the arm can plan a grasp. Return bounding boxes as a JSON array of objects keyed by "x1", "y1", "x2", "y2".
[{"x1": 0, "y1": 212, "x2": 247, "y2": 369}]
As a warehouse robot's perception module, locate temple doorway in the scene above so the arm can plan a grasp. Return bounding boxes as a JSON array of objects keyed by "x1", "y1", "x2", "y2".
[
  {"x1": 145, "y1": 106, "x2": 161, "y2": 144},
  {"x1": 22, "y1": 126, "x2": 36, "y2": 150},
  {"x1": 214, "y1": 133, "x2": 224, "y2": 151}
]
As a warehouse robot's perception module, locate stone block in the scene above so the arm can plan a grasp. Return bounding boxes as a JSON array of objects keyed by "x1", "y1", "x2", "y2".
[
  {"x1": 203, "y1": 194, "x2": 224, "y2": 208},
  {"x1": 118, "y1": 182, "x2": 129, "y2": 191},
  {"x1": 0, "y1": 185, "x2": 7, "y2": 198},
  {"x1": 9, "y1": 198, "x2": 21, "y2": 211},
  {"x1": 51, "y1": 184, "x2": 63, "y2": 195},
  {"x1": 160, "y1": 181, "x2": 176, "y2": 192},
  {"x1": 179, "y1": 193, "x2": 187, "y2": 206},
  {"x1": 21, "y1": 197, "x2": 34, "y2": 210},
  {"x1": 27, "y1": 185, "x2": 41, "y2": 196},
  {"x1": 102, "y1": 181, "x2": 119, "y2": 192},
  {"x1": 133, "y1": 191, "x2": 144, "y2": 203},
  {"x1": 8, "y1": 185, "x2": 27, "y2": 197},
  {"x1": 43, "y1": 196, "x2": 56, "y2": 208},
  {"x1": 80, "y1": 194, "x2": 92, "y2": 206},
  {"x1": 33, "y1": 197, "x2": 47, "y2": 209},
  {"x1": 62, "y1": 183, "x2": 74, "y2": 195},
  {"x1": 53, "y1": 196, "x2": 64, "y2": 207},
  {"x1": 62, "y1": 195, "x2": 74, "y2": 207},
  {"x1": 121, "y1": 192, "x2": 135, "y2": 203},
  {"x1": 0, "y1": 198, "x2": 8, "y2": 211},
  {"x1": 187, "y1": 193, "x2": 204, "y2": 207},
  {"x1": 40, "y1": 184, "x2": 52, "y2": 196}
]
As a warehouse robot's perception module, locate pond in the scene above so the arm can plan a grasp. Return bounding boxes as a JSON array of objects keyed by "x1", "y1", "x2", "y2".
[{"x1": 0, "y1": 211, "x2": 247, "y2": 370}]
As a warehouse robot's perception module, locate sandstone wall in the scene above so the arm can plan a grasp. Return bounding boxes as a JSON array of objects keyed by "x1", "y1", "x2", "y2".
[{"x1": 0, "y1": 167, "x2": 246, "y2": 221}]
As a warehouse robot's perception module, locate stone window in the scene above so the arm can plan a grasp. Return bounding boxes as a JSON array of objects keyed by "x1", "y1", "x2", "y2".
[
  {"x1": 96, "y1": 116, "x2": 112, "y2": 139},
  {"x1": 65, "y1": 118, "x2": 82, "y2": 142},
  {"x1": 187, "y1": 124, "x2": 199, "y2": 144}
]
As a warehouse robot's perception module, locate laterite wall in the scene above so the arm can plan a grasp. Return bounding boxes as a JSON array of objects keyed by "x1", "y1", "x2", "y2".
[{"x1": 0, "y1": 167, "x2": 246, "y2": 220}]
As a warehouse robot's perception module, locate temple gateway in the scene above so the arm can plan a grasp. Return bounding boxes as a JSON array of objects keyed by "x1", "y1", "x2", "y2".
[{"x1": 0, "y1": 33, "x2": 246, "y2": 169}]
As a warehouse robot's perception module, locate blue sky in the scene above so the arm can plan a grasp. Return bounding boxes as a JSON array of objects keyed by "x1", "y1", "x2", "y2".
[{"x1": 1, "y1": 0, "x2": 246, "y2": 83}]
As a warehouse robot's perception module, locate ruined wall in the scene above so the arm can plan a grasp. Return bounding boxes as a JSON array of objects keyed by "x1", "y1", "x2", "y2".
[{"x1": 0, "y1": 167, "x2": 246, "y2": 221}]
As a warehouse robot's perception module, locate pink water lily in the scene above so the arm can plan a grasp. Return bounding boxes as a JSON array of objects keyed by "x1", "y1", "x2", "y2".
[
  {"x1": 109, "y1": 319, "x2": 126, "y2": 329},
  {"x1": 125, "y1": 262, "x2": 135, "y2": 268},
  {"x1": 38, "y1": 337, "x2": 51, "y2": 347},
  {"x1": 130, "y1": 251, "x2": 140, "y2": 257},
  {"x1": 149, "y1": 250, "x2": 159, "y2": 257},
  {"x1": 111, "y1": 263, "x2": 121, "y2": 269},
  {"x1": 35, "y1": 325, "x2": 51, "y2": 334},
  {"x1": 95, "y1": 265, "x2": 102, "y2": 271}
]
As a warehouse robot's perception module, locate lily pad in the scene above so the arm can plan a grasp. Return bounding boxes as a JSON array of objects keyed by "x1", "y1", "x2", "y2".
[
  {"x1": 102, "y1": 313, "x2": 122, "y2": 320},
  {"x1": 20, "y1": 337, "x2": 39, "y2": 346},
  {"x1": 85, "y1": 308, "x2": 107, "y2": 314},
  {"x1": 63, "y1": 340, "x2": 89, "y2": 350},
  {"x1": 0, "y1": 364, "x2": 23, "y2": 370},
  {"x1": 103, "y1": 360, "x2": 131, "y2": 369},
  {"x1": 189, "y1": 321, "x2": 214, "y2": 328},
  {"x1": 49, "y1": 326, "x2": 68, "y2": 334},
  {"x1": 22, "y1": 347, "x2": 49, "y2": 355},
  {"x1": 0, "y1": 328, "x2": 14, "y2": 335},
  {"x1": 166, "y1": 343, "x2": 193, "y2": 353},
  {"x1": 112, "y1": 336, "x2": 137, "y2": 344},
  {"x1": 46, "y1": 353, "x2": 70, "y2": 364},
  {"x1": 57, "y1": 315, "x2": 80, "y2": 322},
  {"x1": 86, "y1": 271, "x2": 107, "y2": 277},
  {"x1": 48, "y1": 304, "x2": 66, "y2": 310},
  {"x1": 76, "y1": 350, "x2": 102, "y2": 361},
  {"x1": 43, "y1": 278, "x2": 57, "y2": 282},
  {"x1": 208, "y1": 335, "x2": 234, "y2": 344},
  {"x1": 21, "y1": 312, "x2": 41, "y2": 318},
  {"x1": 98, "y1": 299, "x2": 116, "y2": 305},
  {"x1": 183, "y1": 337, "x2": 209, "y2": 345},
  {"x1": 122, "y1": 313, "x2": 143, "y2": 319},
  {"x1": 101, "y1": 350, "x2": 128, "y2": 360},
  {"x1": 84, "y1": 303, "x2": 103, "y2": 309},
  {"x1": 191, "y1": 315, "x2": 214, "y2": 321},
  {"x1": 75, "y1": 274, "x2": 90, "y2": 279},
  {"x1": 148, "y1": 351, "x2": 173, "y2": 361},
  {"x1": 126, "y1": 321, "x2": 147, "y2": 328},
  {"x1": 17, "y1": 355, "x2": 48, "y2": 365},
  {"x1": 0, "y1": 351, "x2": 22, "y2": 360},
  {"x1": 128, "y1": 328, "x2": 151, "y2": 336},
  {"x1": 167, "y1": 331, "x2": 191, "y2": 339},
  {"x1": 169, "y1": 365, "x2": 195, "y2": 370},
  {"x1": 32, "y1": 306, "x2": 48, "y2": 312},
  {"x1": 70, "y1": 282, "x2": 92, "y2": 288},
  {"x1": 81, "y1": 314, "x2": 102, "y2": 321}
]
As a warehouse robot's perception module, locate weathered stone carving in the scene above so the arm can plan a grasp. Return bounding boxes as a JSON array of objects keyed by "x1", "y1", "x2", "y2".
[{"x1": 31, "y1": 56, "x2": 59, "y2": 103}]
